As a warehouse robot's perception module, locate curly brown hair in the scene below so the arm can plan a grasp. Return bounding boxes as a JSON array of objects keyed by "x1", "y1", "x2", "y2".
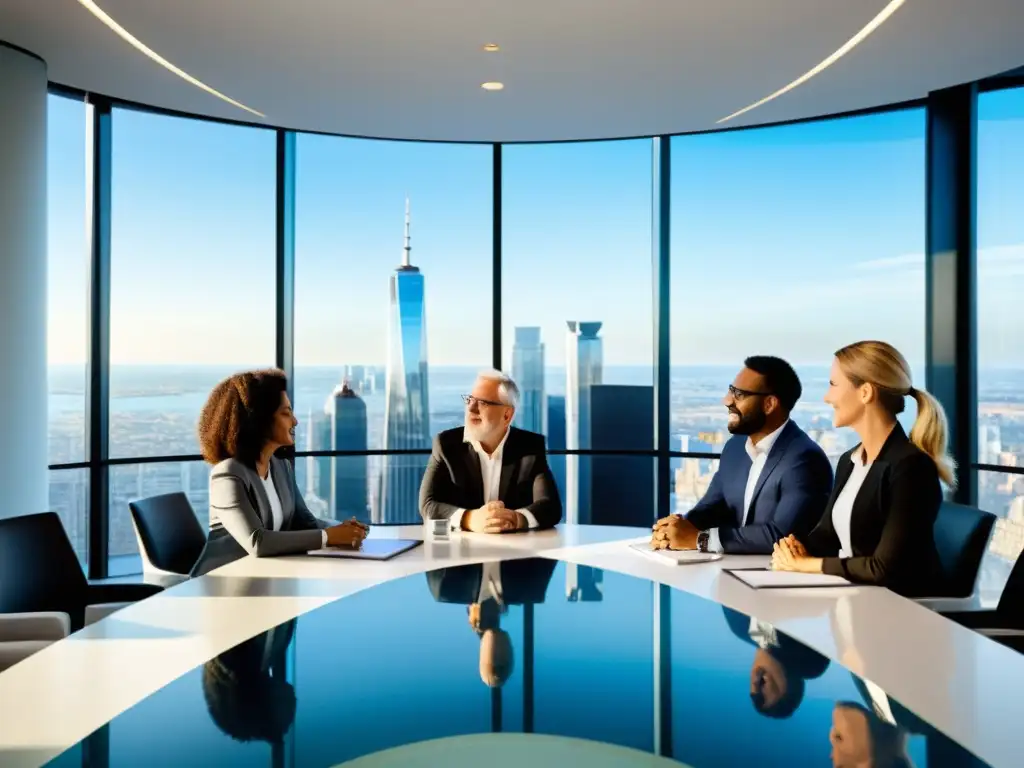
[{"x1": 198, "y1": 369, "x2": 289, "y2": 466}]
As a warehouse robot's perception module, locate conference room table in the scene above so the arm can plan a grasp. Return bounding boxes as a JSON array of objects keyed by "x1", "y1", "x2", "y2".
[{"x1": 0, "y1": 524, "x2": 1020, "y2": 767}]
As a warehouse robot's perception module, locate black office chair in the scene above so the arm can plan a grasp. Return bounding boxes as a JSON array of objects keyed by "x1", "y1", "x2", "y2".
[
  {"x1": 0, "y1": 512, "x2": 163, "y2": 631},
  {"x1": 944, "y1": 547, "x2": 1024, "y2": 652},
  {"x1": 129, "y1": 492, "x2": 206, "y2": 579},
  {"x1": 932, "y1": 501, "x2": 997, "y2": 598}
]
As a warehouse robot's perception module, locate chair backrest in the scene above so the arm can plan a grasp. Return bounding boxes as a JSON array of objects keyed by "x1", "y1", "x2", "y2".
[
  {"x1": 997, "y1": 547, "x2": 1024, "y2": 619},
  {"x1": 128, "y1": 492, "x2": 206, "y2": 576},
  {"x1": 0, "y1": 512, "x2": 89, "y2": 616},
  {"x1": 933, "y1": 501, "x2": 996, "y2": 598}
]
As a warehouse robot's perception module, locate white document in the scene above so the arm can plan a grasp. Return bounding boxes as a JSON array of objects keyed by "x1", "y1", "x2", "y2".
[
  {"x1": 628, "y1": 542, "x2": 723, "y2": 565},
  {"x1": 726, "y1": 568, "x2": 852, "y2": 589}
]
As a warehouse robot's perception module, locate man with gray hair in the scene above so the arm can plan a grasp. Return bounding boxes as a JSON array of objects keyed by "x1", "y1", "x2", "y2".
[{"x1": 419, "y1": 369, "x2": 562, "y2": 532}]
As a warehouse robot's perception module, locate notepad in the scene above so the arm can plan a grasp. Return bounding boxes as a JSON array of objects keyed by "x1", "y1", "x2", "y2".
[
  {"x1": 725, "y1": 567, "x2": 852, "y2": 589},
  {"x1": 306, "y1": 538, "x2": 422, "y2": 561},
  {"x1": 628, "y1": 542, "x2": 723, "y2": 565}
]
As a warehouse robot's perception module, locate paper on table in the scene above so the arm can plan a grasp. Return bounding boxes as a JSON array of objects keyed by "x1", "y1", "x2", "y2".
[{"x1": 726, "y1": 568, "x2": 852, "y2": 589}]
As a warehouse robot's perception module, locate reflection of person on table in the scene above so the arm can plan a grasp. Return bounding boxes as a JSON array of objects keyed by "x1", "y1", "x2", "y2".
[
  {"x1": 419, "y1": 370, "x2": 562, "y2": 533},
  {"x1": 723, "y1": 607, "x2": 830, "y2": 718},
  {"x1": 771, "y1": 342, "x2": 955, "y2": 597},
  {"x1": 427, "y1": 558, "x2": 556, "y2": 687},
  {"x1": 651, "y1": 357, "x2": 832, "y2": 553},
  {"x1": 202, "y1": 620, "x2": 297, "y2": 745},
  {"x1": 191, "y1": 369, "x2": 368, "y2": 576}
]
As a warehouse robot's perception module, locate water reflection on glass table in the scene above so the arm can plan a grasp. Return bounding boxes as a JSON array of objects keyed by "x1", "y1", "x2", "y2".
[{"x1": 59, "y1": 559, "x2": 989, "y2": 767}]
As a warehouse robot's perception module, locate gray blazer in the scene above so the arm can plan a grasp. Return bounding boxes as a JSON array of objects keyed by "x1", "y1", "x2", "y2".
[{"x1": 190, "y1": 456, "x2": 327, "y2": 577}]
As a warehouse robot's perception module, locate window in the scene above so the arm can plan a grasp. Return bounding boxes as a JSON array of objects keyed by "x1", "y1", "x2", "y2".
[
  {"x1": 108, "y1": 109, "x2": 276, "y2": 461},
  {"x1": 977, "y1": 470, "x2": 1024, "y2": 594},
  {"x1": 976, "y1": 87, "x2": 1024, "y2": 570},
  {"x1": 47, "y1": 94, "x2": 89, "y2": 465},
  {"x1": 670, "y1": 110, "x2": 926, "y2": 511},
  {"x1": 293, "y1": 136, "x2": 491, "y2": 524},
  {"x1": 502, "y1": 140, "x2": 654, "y2": 525},
  {"x1": 108, "y1": 461, "x2": 210, "y2": 569},
  {"x1": 49, "y1": 468, "x2": 89, "y2": 566}
]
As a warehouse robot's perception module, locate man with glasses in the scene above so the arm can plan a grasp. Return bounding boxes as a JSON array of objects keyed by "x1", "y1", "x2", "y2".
[
  {"x1": 652, "y1": 356, "x2": 832, "y2": 554},
  {"x1": 419, "y1": 369, "x2": 562, "y2": 533}
]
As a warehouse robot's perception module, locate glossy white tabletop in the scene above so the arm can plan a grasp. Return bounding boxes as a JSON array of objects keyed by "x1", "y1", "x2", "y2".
[{"x1": 0, "y1": 524, "x2": 1020, "y2": 767}]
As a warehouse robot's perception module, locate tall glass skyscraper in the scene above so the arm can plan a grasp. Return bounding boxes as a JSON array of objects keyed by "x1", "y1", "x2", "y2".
[
  {"x1": 378, "y1": 199, "x2": 431, "y2": 524},
  {"x1": 327, "y1": 382, "x2": 369, "y2": 519},
  {"x1": 565, "y1": 321, "x2": 603, "y2": 524},
  {"x1": 511, "y1": 326, "x2": 545, "y2": 434}
]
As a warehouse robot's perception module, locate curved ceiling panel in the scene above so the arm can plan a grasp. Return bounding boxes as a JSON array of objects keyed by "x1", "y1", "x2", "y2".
[{"x1": 1, "y1": 0, "x2": 1023, "y2": 141}]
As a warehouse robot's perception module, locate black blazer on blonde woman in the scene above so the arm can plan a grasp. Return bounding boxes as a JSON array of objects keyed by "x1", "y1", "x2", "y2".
[{"x1": 804, "y1": 424, "x2": 946, "y2": 597}]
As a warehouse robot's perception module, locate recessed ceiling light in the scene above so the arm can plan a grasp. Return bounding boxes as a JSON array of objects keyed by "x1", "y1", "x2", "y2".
[
  {"x1": 75, "y1": 0, "x2": 264, "y2": 118},
  {"x1": 717, "y1": 0, "x2": 906, "y2": 124},
  {"x1": 482, "y1": 43, "x2": 501, "y2": 53},
  {"x1": 481, "y1": 82, "x2": 505, "y2": 91}
]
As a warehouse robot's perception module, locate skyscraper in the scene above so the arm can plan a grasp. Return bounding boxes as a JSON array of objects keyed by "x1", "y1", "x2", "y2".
[
  {"x1": 378, "y1": 199, "x2": 431, "y2": 524},
  {"x1": 547, "y1": 395, "x2": 567, "y2": 501},
  {"x1": 590, "y1": 384, "x2": 654, "y2": 526},
  {"x1": 326, "y1": 382, "x2": 369, "y2": 520},
  {"x1": 512, "y1": 327, "x2": 545, "y2": 434},
  {"x1": 565, "y1": 321, "x2": 603, "y2": 524}
]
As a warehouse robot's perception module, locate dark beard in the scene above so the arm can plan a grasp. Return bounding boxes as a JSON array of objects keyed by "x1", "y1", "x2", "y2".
[{"x1": 728, "y1": 408, "x2": 766, "y2": 436}]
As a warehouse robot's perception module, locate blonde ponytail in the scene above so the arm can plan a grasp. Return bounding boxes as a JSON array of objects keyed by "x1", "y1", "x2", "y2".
[
  {"x1": 834, "y1": 340, "x2": 957, "y2": 490},
  {"x1": 909, "y1": 387, "x2": 957, "y2": 490}
]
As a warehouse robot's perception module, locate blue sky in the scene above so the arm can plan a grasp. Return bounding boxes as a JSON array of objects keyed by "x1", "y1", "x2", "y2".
[{"x1": 46, "y1": 89, "x2": 1024, "y2": 368}]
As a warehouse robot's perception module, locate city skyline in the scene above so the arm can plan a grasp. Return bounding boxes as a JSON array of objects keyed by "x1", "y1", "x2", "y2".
[{"x1": 45, "y1": 96, "x2": 1024, "y2": 370}]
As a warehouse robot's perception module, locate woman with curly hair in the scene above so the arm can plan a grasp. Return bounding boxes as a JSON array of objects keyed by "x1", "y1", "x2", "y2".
[{"x1": 191, "y1": 368, "x2": 368, "y2": 576}]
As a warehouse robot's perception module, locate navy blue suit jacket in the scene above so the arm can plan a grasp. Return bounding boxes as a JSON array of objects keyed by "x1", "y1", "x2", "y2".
[{"x1": 684, "y1": 421, "x2": 833, "y2": 554}]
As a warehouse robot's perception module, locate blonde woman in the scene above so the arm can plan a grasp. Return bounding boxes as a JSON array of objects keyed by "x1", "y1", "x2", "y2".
[{"x1": 771, "y1": 341, "x2": 956, "y2": 597}]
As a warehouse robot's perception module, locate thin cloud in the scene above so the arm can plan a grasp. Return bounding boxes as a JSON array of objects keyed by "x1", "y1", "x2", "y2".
[{"x1": 854, "y1": 243, "x2": 1024, "y2": 274}]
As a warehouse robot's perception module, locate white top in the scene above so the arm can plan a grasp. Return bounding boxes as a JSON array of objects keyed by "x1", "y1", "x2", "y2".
[
  {"x1": 707, "y1": 420, "x2": 789, "y2": 552},
  {"x1": 832, "y1": 448, "x2": 873, "y2": 558},
  {"x1": 477, "y1": 560, "x2": 505, "y2": 607},
  {"x1": 261, "y1": 468, "x2": 328, "y2": 546},
  {"x1": 260, "y1": 470, "x2": 285, "y2": 531},
  {"x1": 449, "y1": 429, "x2": 540, "y2": 531}
]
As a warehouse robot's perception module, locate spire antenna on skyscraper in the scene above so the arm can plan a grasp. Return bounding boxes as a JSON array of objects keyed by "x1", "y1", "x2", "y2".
[{"x1": 402, "y1": 196, "x2": 412, "y2": 267}]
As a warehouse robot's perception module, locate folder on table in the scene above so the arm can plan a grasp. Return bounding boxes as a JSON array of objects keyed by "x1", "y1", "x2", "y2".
[{"x1": 725, "y1": 567, "x2": 853, "y2": 589}]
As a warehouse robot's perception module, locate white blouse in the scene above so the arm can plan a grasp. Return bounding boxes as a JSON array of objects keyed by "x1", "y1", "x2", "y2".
[
  {"x1": 260, "y1": 470, "x2": 285, "y2": 532},
  {"x1": 831, "y1": 449, "x2": 873, "y2": 558}
]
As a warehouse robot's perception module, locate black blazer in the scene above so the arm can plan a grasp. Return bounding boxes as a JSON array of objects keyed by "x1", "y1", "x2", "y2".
[
  {"x1": 418, "y1": 427, "x2": 562, "y2": 529},
  {"x1": 427, "y1": 558, "x2": 557, "y2": 606},
  {"x1": 805, "y1": 424, "x2": 946, "y2": 597}
]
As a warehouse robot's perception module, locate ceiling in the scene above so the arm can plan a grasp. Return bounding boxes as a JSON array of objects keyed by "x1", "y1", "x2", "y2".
[{"x1": 2, "y1": 0, "x2": 1023, "y2": 142}]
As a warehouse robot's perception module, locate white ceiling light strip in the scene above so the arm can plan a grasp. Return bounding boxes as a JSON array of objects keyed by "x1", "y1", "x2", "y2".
[
  {"x1": 76, "y1": 0, "x2": 265, "y2": 118},
  {"x1": 717, "y1": 0, "x2": 906, "y2": 124}
]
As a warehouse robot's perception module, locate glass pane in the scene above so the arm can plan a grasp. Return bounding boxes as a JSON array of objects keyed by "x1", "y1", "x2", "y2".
[
  {"x1": 47, "y1": 94, "x2": 88, "y2": 464},
  {"x1": 293, "y1": 136, "x2": 491, "y2": 524},
  {"x1": 108, "y1": 461, "x2": 210, "y2": 567},
  {"x1": 502, "y1": 140, "x2": 654, "y2": 425},
  {"x1": 977, "y1": 87, "x2": 1024, "y2": 477},
  {"x1": 502, "y1": 140, "x2": 654, "y2": 523},
  {"x1": 109, "y1": 109, "x2": 276, "y2": 459},
  {"x1": 49, "y1": 467, "x2": 89, "y2": 567},
  {"x1": 670, "y1": 110, "x2": 926, "y2": 511},
  {"x1": 977, "y1": 469, "x2": 1024, "y2": 596}
]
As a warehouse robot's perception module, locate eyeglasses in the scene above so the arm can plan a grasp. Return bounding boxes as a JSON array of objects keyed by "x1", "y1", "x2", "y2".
[
  {"x1": 728, "y1": 384, "x2": 773, "y2": 401},
  {"x1": 462, "y1": 394, "x2": 505, "y2": 408}
]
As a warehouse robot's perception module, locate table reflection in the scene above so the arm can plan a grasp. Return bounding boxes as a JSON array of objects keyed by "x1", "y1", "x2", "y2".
[{"x1": 57, "y1": 560, "x2": 991, "y2": 768}]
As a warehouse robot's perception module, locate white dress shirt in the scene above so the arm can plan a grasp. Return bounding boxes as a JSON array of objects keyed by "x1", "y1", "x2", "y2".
[
  {"x1": 748, "y1": 617, "x2": 779, "y2": 649},
  {"x1": 449, "y1": 429, "x2": 540, "y2": 531},
  {"x1": 477, "y1": 560, "x2": 505, "y2": 607},
  {"x1": 706, "y1": 420, "x2": 789, "y2": 553},
  {"x1": 260, "y1": 469, "x2": 328, "y2": 547},
  {"x1": 831, "y1": 448, "x2": 873, "y2": 558}
]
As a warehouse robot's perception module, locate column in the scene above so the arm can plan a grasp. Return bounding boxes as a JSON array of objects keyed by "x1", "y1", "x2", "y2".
[{"x1": 0, "y1": 43, "x2": 48, "y2": 519}]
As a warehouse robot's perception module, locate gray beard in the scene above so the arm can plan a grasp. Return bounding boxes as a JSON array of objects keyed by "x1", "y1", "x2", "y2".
[{"x1": 465, "y1": 421, "x2": 499, "y2": 444}]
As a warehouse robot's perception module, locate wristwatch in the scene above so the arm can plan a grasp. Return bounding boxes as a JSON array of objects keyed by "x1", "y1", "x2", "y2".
[{"x1": 697, "y1": 530, "x2": 710, "y2": 553}]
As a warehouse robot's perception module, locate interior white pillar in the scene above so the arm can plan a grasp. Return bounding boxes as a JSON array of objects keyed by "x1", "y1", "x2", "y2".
[{"x1": 0, "y1": 43, "x2": 48, "y2": 519}]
